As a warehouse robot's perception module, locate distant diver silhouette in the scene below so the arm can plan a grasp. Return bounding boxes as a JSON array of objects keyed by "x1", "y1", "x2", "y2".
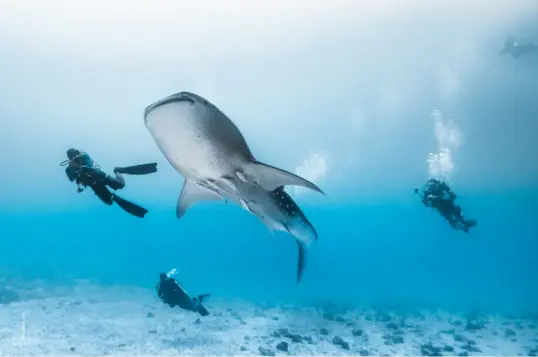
[
  {"x1": 499, "y1": 36, "x2": 538, "y2": 59},
  {"x1": 414, "y1": 178, "x2": 477, "y2": 233},
  {"x1": 155, "y1": 273, "x2": 210, "y2": 316}
]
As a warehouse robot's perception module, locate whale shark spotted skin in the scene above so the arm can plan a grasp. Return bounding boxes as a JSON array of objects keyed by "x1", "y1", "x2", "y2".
[{"x1": 144, "y1": 91, "x2": 324, "y2": 283}]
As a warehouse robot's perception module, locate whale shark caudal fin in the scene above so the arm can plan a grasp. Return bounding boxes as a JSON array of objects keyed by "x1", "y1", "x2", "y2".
[
  {"x1": 176, "y1": 180, "x2": 222, "y2": 219},
  {"x1": 283, "y1": 223, "x2": 308, "y2": 284},
  {"x1": 247, "y1": 160, "x2": 325, "y2": 195},
  {"x1": 297, "y1": 241, "x2": 307, "y2": 284}
]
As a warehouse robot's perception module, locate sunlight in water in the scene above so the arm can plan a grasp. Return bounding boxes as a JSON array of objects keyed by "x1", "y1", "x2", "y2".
[{"x1": 286, "y1": 152, "x2": 327, "y2": 197}]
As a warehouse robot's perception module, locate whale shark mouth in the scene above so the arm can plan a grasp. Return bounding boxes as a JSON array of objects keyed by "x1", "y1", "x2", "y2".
[{"x1": 144, "y1": 92, "x2": 196, "y2": 121}]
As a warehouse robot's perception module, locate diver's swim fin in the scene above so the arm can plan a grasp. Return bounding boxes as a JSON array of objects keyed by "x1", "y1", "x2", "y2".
[
  {"x1": 466, "y1": 220, "x2": 477, "y2": 228},
  {"x1": 464, "y1": 220, "x2": 477, "y2": 233},
  {"x1": 114, "y1": 163, "x2": 158, "y2": 175},
  {"x1": 459, "y1": 219, "x2": 477, "y2": 233},
  {"x1": 112, "y1": 194, "x2": 149, "y2": 218},
  {"x1": 197, "y1": 303, "x2": 209, "y2": 316}
]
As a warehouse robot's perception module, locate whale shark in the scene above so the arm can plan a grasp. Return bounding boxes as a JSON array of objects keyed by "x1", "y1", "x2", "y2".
[{"x1": 144, "y1": 91, "x2": 324, "y2": 283}]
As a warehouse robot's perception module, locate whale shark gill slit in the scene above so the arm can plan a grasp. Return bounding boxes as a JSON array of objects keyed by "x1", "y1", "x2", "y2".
[{"x1": 281, "y1": 223, "x2": 307, "y2": 284}]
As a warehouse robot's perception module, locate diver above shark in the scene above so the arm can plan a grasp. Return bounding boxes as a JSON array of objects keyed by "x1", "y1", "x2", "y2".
[
  {"x1": 499, "y1": 36, "x2": 538, "y2": 59},
  {"x1": 144, "y1": 91, "x2": 324, "y2": 283}
]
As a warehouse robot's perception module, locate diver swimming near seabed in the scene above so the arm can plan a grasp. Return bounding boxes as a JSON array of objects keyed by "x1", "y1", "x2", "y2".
[
  {"x1": 155, "y1": 272, "x2": 210, "y2": 316},
  {"x1": 414, "y1": 178, "x2": 477, "y2": 233},
  {"x1": 61, "y1": 148, "x2": 157, "y2": 218}
]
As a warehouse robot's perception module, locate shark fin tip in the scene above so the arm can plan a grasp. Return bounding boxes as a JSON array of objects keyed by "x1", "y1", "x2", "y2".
[{"x1": 248, "y1": 160, "x2": 324, "y2": 195}]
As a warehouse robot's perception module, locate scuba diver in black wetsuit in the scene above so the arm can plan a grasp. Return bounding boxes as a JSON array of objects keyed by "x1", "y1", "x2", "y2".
[
  {"x1": 414, "y1": 178, "x2": 477, "y2": 233},
  {"x1": 156, "y1": 272, "x2": 210, "y2": 316},
  {"x1": 61, "y1": 148, "x2": 158, "y2": 218}
]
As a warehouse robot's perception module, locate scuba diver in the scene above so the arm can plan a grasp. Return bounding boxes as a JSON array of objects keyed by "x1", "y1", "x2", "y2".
[
  {"x1": 156, "y1": 272, "x2": 210, "y2": 316},
  {"x1": 61, "y1": 148, "x2": 157, "y2": 218},
  {"x1": 414, "y1": 178, "x2": 477, "y2": 233},
  {"x1": 499, "y1": 36, "x2": 538, "y2": 59}
]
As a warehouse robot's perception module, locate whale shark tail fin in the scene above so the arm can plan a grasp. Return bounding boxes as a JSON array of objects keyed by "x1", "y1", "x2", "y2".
[
  {"x1": 248, "y1": 160, "x2": 325, "y2": 195},
  {"x1": 297, "y1": 241, "x2": 307, "y2": 284}
]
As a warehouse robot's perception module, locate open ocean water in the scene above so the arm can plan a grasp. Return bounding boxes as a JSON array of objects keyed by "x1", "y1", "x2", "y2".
[{"x1": 1, "y1": 1, "x2": 538, "y2": 356}]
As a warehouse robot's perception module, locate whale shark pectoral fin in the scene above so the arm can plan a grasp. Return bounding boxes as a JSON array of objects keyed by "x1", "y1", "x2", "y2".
[
  {"x1": 247, "y1": 160, "x2": 325, "y2": 195},
  {"x1": 296, "y1": 241, "x2": 307, "y2": 284},
  {"x1": 176, "y1": 180, "x2": 222, "y2": 219}
]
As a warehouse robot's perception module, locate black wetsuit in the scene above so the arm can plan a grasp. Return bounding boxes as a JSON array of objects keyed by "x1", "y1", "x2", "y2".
[
  {"x1": 65, "y1": 152, "x2": 125, "y2": 205},
  {"x1": 63, "y1": 148, "x2": 157, "y2": 218},
  {"x1": 419, "y1": 179, "x2": 476, "y2": 232},
  {"x1": 156, "y1": 276, "x2": 210, "y2": 316}
]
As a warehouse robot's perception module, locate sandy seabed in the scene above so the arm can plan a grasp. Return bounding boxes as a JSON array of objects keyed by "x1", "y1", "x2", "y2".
[{"x1": 1, "y1": 281, "x2": 537, "y2": 356}]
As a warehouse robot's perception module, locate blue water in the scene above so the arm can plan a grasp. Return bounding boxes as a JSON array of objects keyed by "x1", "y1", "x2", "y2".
[
  {"x1": 2, "y1": 188, "x2": 537, "y2": 314},
  {"x1": 1, "y1": 1, "x2": 538, "y2": 341}
]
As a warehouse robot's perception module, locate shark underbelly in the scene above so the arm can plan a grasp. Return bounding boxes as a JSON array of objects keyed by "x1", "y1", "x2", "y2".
[
  {"x1": 144, "y1": 90, "x2": 323, "y2": 284},
  {"x1": 146, "y1": 107, "x2": 238, "y2": 181}
]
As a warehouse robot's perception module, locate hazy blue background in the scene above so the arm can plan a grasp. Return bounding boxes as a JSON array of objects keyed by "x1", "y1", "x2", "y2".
[{"x1": 1, "y1": 1, "x2": 537, "y2": 313}]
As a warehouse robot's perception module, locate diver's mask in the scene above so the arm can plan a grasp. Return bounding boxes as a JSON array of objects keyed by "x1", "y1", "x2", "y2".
[
  {"x1": 60, "y1": 149, "x2": 93, "y2": 168},
  {"x1": 60, "y1": 149, "x2": 85, "y2": 167}
]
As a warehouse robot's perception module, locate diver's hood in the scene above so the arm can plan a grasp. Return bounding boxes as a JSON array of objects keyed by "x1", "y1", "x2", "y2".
[{"x1": 67, "y1": 148, "x2": 81, "y2": 160}]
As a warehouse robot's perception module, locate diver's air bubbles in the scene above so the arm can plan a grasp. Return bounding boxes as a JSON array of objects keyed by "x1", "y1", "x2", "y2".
[
  {"x1": 286, "y1": 153, "x2": 327, "y2": 198},
  {"x1": 427, "y1": 148, "x2": 454, "y2": 180},
  {"x1": 427, "y1": 110, "x2": 462, "y2": 181}
]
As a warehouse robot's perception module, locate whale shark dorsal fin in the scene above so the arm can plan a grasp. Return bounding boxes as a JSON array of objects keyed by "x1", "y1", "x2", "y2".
[
  {"x1": 248, "y1": 160, "x2": 325, "y2": 195},
  {"x1": 176, "y1": 180, "x2": 222, "y2": 219}
]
